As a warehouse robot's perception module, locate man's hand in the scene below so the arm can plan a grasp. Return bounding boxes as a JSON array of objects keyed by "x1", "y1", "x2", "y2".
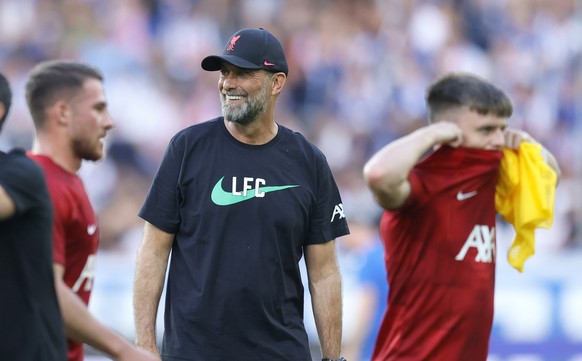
[
  {"x1": 116, "y1": 344, "x2": 160, "y2": 361},
  {"x1": 504, "y1": 128, "x2": 535, "y2": 149},
  {"x1": 427, "y1": 122, "x2": 463, "y2": 148},
  {"x1": 503, "y1": 127, "x2": 561, "y2": 181}
]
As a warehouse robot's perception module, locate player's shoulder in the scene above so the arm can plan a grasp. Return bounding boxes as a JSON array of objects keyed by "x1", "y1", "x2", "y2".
[
  {"x1": 278, "y1": 124, "x2": 325, "y2": 157},
  {"x1": 3, "y1": 148, "x2": 44, "y2": 174},
  {"x1": 28, "y1": 153, "x2": 72, "y2": 182},
  {"x1": 0, "y1": 149, "x2": 47, "y2": 188},
  {"x1": 3, "y1": 147, "x2": 28, "y2": 161}
]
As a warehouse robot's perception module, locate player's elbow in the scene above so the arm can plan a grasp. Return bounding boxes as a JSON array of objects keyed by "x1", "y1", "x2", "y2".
[
  {"x1": 363, "y1": 164, "x2": 399, "y2": 196},
  {"x1": 363, "y1": 162, "x2": 385, "y2": 190}
]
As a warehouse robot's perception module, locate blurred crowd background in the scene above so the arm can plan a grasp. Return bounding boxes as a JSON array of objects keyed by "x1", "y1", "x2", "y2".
[{"x1": 1, "y1": 0, "x2": 581, "y2": 360}]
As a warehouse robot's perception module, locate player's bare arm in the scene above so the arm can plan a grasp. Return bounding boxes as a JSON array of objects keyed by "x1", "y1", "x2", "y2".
[
  {"x1": 305, "y1": 240, "x2": 343, "y2": 360},
  {"x1": 0, "y1": 185, "x2": 16, "y2": 220},
  {"x1": 504, "y1": 128, "x2": 561, "y2": 181},
  {"x1": 363, "y1": 122, "x2": 462, "y2": 209},
  {"x1": 133, "y1": 222, "x2": 174, "y2": 356},
  {"x1": 53, "y1": 265, "x2": 159, "y2": 361}
]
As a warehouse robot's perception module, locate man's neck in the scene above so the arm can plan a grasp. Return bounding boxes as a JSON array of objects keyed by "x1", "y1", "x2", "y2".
[
  {"x1": 224, "y1": 118, "x2": 279, "y2": 145},
  {"x1": 32, "y1": 138, "x2": 81, "y2": 173}
]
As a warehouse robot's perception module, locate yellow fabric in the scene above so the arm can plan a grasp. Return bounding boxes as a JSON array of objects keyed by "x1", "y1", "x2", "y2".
[{"x1": 495, "y1": 142, "x2": 557, "y2": 272}]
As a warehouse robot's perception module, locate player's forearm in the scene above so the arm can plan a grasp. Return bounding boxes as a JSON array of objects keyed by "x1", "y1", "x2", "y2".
[
  {"x1": 310, "y1": 268, "x2": 343, "y2": 359},
  {"x1": 373, "y1": 128, "x2": 441, "y2": 193},
  {"x1": 133, "y1": 241, "x2": 169, "y2": 351},
  {"x1": 54, "y1": 278, "x2": 132, "y2": 357},
  {"x1": 363, "y1": 127, "x2": 433, "y2": 190},
  {"x1": 364, "y1": 126, "x2": 437, "y2": 208}
]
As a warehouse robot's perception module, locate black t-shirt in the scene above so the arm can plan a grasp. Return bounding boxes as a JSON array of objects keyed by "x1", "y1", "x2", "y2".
[
  {"x1": 140, "y1": 118, "x2": 350, "y2": 360},
  {"x1": 0, "y1": 149, "x2": 67, "y2": 360}
]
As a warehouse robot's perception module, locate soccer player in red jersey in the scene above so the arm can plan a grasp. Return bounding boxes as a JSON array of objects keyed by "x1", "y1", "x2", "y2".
[
  {"x1": 26, "y1": 60, "x2": 157, "y2": 361},
  {"x1": 363, "y1": 73, "x2": 560, "y2": 360}
]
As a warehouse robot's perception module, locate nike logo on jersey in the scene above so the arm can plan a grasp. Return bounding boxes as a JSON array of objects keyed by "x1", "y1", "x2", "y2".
[
  {"x1": 87, "y1": 224, "x2": 97, "y2": 236},
  {"x1": 456, "y1": 190, "x2": 478, "y2": 201},
  {"x1": 211, "y1": 176, "x2": 299, "y2": 206}
]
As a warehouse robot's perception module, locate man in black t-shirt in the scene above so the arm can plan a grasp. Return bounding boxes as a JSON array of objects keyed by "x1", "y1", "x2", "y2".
[
  {"x1": 133, "y1": 28, "x2": 349, "y2": 361},
  {"x1": 0, "y1": 71, "x2": 67, "y2": 360}
]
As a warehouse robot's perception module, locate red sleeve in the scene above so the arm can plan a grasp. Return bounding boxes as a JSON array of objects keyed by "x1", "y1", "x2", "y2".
[{"x1": 399, "y1": 169, "x2": 426, "y2": 210}]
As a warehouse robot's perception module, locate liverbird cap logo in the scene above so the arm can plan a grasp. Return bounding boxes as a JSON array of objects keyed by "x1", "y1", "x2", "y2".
[{"x1": 226, "y1": 35, "x2": 241, "y2": 51}]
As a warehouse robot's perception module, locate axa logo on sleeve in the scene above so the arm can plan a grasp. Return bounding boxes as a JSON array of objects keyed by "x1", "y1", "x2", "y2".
[
  {"x1": 331, "y1": 203, "x2": 345, "y2": 222},
  {"x1": 211, "y1": 176, "x2": 299, "y2": 206},
  {"x1": 455, "y1": 224, "x2": 496, "y2": 263}
]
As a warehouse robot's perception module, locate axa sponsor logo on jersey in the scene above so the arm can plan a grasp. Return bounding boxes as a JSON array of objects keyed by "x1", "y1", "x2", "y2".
[
  {"x1": 72, "y1": 254, "x2": 95, "y2": 292},
  {"x1": 331, "y1": 203, "x2": 345, "y2": 222},
  {"x1": 455, "y1": 224, "x2": 496, "y2": 263},
  {"x1": 211, "y1": 176, "x2": 299, "y2": 206}
]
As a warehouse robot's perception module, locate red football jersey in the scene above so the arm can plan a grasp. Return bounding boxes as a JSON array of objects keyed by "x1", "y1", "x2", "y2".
[
  {"x1": 30, "y1": 154, "x2": 99, "y2": 361},
  {"x1": 372, "y1": 146, "x2": 502, "y2": 361}
]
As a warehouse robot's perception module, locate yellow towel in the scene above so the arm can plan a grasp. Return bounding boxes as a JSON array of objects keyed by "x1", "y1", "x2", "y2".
[{"x1": 495, "y1": 142, "x2": 557, "y2": 272}]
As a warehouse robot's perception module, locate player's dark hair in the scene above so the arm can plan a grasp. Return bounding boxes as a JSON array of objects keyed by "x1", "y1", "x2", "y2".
[
  {"x1": 25, "y1": 60, "x2": 103, "y2": 129},
  {"x1": 0, "y1": 72, "x2": 12, "y2": 132},
  {"x1": 426, "y1": 73, "x2": 513, "y2": 123}
]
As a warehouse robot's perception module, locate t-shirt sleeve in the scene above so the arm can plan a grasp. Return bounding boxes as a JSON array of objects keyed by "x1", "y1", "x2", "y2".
[
  {"x1": 304, "y1": 153, "x2": 350, "y2": 245},
  {"x1": 0, "y1": 152, "x2": 48, "y2": 216},
  {"x1": 139, "y1": 135, "x2": 183, "y2": 233},
  {"x1": 398, "y1": 169, "x2": 427, "y2": 210}
]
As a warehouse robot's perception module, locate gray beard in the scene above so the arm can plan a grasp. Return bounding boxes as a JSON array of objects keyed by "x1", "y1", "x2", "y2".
[
  {"x1": 221, "y1": 81, "x2": 269, "y2": 125},
  {"x1": 222, "y1": 101, "x2": 264, "y2": 125}
]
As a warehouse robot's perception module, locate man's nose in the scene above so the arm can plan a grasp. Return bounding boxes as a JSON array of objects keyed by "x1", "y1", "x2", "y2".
[
  {"x1": 104, "y1": 112, "x2": 114, "y2": 130},
  {"x1": 221, "y1": 74, "x2": 237, "y2": 90},
  {"x1": 492, "y1": 129, "x2": 505, "y2": 147}
]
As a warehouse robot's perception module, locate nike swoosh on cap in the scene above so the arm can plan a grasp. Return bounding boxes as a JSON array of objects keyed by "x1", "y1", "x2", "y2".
[{"x1": 211, "y1": 176, "x2": 299, "y2": 206}]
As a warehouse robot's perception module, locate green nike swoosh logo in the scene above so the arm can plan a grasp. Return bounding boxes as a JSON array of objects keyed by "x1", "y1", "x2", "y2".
[{"x1": 211, "y1": 176, "x2": 300, "y2": 206}]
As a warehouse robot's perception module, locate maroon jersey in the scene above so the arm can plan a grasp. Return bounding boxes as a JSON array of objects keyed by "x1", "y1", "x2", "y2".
[
  {"x1": 30, "y1": 154, "x2": 99, "y2": 361},
  {"x1": 372, "y1": 146, "x2": 502, "y2": 361}
]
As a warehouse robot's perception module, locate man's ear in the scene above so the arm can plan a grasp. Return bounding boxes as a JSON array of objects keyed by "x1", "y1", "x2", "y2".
[
  {"x1": 271, "y1": 73, "x2": 286, "y2": 96},
  {"x1": 53, "y1": 100, "x2": 70, "y2": 126}
]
